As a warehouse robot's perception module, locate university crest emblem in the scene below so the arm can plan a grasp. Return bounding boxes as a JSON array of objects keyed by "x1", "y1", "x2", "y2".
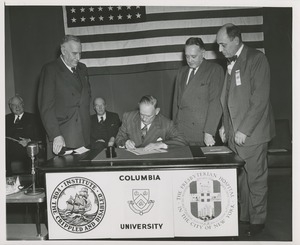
[{"x1": 128, "y1": 189, "x2": 154, "y2": 215}]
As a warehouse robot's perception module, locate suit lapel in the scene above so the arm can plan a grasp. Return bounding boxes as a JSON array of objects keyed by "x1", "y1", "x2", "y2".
[
  {"x1": 57, "y1": 58, "x2": 82, "y2": 94},
  {"x1": 143, "y1": 116, "x2": 162, "y2": 145}
]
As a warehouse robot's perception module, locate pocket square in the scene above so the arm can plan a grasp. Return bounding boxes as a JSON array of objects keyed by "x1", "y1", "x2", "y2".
[{"x1": 157, "y1": 137, "x2": 163, "y2": 141}]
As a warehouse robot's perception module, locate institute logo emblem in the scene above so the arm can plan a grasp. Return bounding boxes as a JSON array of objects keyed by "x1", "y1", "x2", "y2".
[
  {"x1": 50, "y1": 177, "x2": 106, "y2": 233},
  {"x1": 176, "y1": 171, "x2": 236, "y2": 230},
  {"x1": 128, "y1": 189, "x2": 154, "y2": 215}
]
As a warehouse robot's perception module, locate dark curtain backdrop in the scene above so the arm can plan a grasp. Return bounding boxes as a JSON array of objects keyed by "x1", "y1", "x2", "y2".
[{"x1": 5, "y1": 6, "x2": 292, "y2": 128}]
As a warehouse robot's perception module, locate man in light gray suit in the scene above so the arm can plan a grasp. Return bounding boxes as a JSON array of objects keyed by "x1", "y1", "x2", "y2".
[
  {"x1": 116, "y1": 95, "x2": 187, "y2": 150},
  {"x1": 217, "y1": 23, "x2": 275, "y2": 236}
]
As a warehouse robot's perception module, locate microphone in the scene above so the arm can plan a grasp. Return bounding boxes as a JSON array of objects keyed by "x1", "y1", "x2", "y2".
[
  {"x1": 108, "y1": 137, "x2": 115, "y2": 147},
  {"x1": 26, "y1": 142, "x2": 39, "y2": 158}
]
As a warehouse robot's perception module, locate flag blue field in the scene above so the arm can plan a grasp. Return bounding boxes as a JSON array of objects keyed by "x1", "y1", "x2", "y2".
[{"x1": 63, "y1": 6, "x2": 264, "y2": 75}]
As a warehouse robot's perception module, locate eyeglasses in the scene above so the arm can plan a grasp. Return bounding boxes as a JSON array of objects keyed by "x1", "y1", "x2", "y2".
[{"x1": 139, "y1": 113, "x2": 156, "y2": 120}]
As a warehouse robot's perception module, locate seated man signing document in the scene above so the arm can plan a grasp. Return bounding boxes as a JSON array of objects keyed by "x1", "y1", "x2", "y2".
[{"x1": 115, "y1": 95, "x2": 187, "y2": 151}]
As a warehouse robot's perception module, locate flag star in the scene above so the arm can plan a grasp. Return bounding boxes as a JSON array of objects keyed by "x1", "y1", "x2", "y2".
[
  {"x1": 136, "y1": 6, "x2": 140, "y2": 9},
  {"x1": 109, "y1": 15, "x2": 114, "y2": 20},
  {"x1": 99, "y1": 16, "x2": 104, "y2": 21},
  {"x1": 98, "y1": 6, "x2": 103, "y2": 11},
  {"x1": 80, "y1": 7, "x2": 85, "y2": 13},
  {"x1": 90, "y1": 16, "x2": 95, "y2": 21},
  {"x1": 136, "y1": 13, "x2": 141, "y2": 18},
  {"x1": 127, "y1": 6, "x2": 131, "y2": 10},
  {"x1": 71, "y1": 17, "x2": 76, "y2": 23},
  {"x1": 80, "y1": 16, "x2": 86, "y2": 22},
  {"x1": 89, "y1": 7, "x2": 94, "y2": 12},
  {"x1": 117, "y1": 14, "x2": 122, "y2": 20},
  {"x1": 117, "y1": 6, "x2": 122, "y2": 10},
  {"x1": 127, "y1": 14, "x2": 132, "y2": 19},
  {"x1": 70, "y1": 7, "x2": 76, "y2": 13},
  {"x1": 108, "y1": 6, "x2": 113, "y2": 11}
]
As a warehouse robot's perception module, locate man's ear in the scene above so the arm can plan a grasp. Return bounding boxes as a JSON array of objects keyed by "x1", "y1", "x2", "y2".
[
  {"x1": 233, "y1": 36, "x2": 240, "y2": 45},
  {"x1": 61, "y1": 46, "x2": 65, "y2": 56},
  {"x1": 155, "y1": 108, "x2": 160, "y2": 115}
]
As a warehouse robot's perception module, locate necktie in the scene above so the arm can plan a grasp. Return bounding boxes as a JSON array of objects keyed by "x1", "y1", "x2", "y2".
[
  {"x1": 186, "y1": 68, "x2": 196, "y2": 85},
  {"x1": 141, "y1": 125, "x2": 148, "y2": 140},
  {"x1": 71, "y1": 67, "x2": 82, "y2": 89},
  {"x1": 99, "y1": 117, "x2": 104, "y2": 123},
  {"x1": 227, "y1": 55, "x2": 238, "y2": 65},
  {"x1": 15, "y1": 116, "x2": 21, "y2": 124}
]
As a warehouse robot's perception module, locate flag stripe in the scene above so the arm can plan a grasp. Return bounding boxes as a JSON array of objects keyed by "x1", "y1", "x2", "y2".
[
  {"x1": 82, "y1": 41, "x2": 264, "y2": 60},
  {"x1": 63, "y1": 6, "x2": 264, "y2": 75},
  {"x1": 81, "y1": 33, "x2": 264, "y2": 55},
  {"x1": 82, "y1": 47, "x2": 265, "y2": 67}
]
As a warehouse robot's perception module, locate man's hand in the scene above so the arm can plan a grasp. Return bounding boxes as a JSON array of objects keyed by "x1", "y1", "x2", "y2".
[
  {"x1": 204, "y1": 133, "x2": 215, "y2": 146},
  {"x1": 219, "y1": 126, "x2": 226, "y2": 143},
  {"x1": 235, "y1": 131, "x2": 247, "y2": 146},
  {"x1": 18, "y1": 137, "x2": 31, "y2": 147},
  {"x1": 144, "y1": 142, "x2": 167, "y2": 151},
  {"x1": 53, "y1": 135, "x2": 66, "y2": 155},
  {"x1": 125, "y1": 140, "x2": 136, "y2": 150}
]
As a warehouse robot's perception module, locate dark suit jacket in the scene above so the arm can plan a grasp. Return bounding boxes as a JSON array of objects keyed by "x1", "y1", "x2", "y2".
[
  {"x1": 90, "y1": 111, "x2": 121, "y2": 149},
  {"x1": 220, "y1": 45, "x2": 275, "y2": 145},
  {"x1": 38, "y1": 57, "x2": 91, "y2": 149},
  {"x1": 6, "y1": 112, "x2": 40, "y2": 170},
  {"x1": 115, "y1": 110, "x2": 187, "y2": 148},
  {"x1": 6, "y1": 112, "x2": 39, "y2": 141},
  {"x1": 173, "y1": 59, "x2": 224, "y2": 145}
]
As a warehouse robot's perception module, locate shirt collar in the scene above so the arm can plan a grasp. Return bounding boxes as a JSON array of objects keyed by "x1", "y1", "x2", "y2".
[
  {"x1": 235, "y1": 44, "x2": 244, "y2": 58},
  {"x1": 97, "y1": 113, "x2": 106, "y2": 121},
  {"x1": 141, "y1": 122, "x2": 150, "y2": 130},
  {"x1": 60, "y1": 55, "x2": 73, "y2": 72},
  {"x1": 14, "y1": 113, "x2": 24, "y2": 121}
]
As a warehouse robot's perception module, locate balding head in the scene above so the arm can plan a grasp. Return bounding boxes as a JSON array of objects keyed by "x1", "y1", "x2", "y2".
[
  {"x1": 93, "y1": 97, "x2": 106, "y2": 116},
  {"x1": 8, "y1": 95, "x2": 24, "y2": 116}
]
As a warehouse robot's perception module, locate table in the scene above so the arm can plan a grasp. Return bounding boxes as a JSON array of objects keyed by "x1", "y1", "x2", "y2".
[
  {"x1": 6, "y1": 189, "x2": 48, "y2": 240},
  {"x1": 38, "y1": 146, "x2": 244, "y2": 240}
]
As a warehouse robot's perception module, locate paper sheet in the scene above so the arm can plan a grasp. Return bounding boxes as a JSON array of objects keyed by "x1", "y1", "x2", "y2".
[{"x1": 126, "y1": 147, "x2": 167, "y2": 155}]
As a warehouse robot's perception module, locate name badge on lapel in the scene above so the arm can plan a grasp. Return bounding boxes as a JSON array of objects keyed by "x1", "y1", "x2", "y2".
[{"x1": 235, "y1": 70, "x2": 241, "y2": 86}]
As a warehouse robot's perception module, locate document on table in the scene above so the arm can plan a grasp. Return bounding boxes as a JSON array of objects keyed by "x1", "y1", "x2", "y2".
[
  {"x1": 126, "y1": 147, "x2": 168, "y2": 155},
  {"x1": 62, "y1": 146, "x2": 90, "y2": 155},
  {"x1": 201, "y1": 146, "x2": 232, "y2": 154}
]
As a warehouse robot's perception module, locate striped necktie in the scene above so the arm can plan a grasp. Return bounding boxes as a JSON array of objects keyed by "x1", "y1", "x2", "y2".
[
  {"x1": 141, "y1": 125, "x2": 148, "y2": 140},
  {"x1": 186, "y1": 68, "x2": 196, "y2": 85}
]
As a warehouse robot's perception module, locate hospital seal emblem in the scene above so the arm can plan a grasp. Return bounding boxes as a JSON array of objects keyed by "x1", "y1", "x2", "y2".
[{"x1": 50, "y1": 177, "x2": 106, "y2": 233}]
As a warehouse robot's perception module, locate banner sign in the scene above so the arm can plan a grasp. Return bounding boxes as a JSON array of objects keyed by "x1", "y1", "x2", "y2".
[
  {"x1": 173, "y1": 169, "x2": 238, "y2": 237},
  {"x1": 46, "y1": 169, "x2": 237, "y2": 239}
]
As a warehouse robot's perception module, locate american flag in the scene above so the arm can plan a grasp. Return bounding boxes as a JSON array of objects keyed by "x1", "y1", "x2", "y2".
[{"x1": 63, "y1": 6, "x2": 264, "y2": 75}]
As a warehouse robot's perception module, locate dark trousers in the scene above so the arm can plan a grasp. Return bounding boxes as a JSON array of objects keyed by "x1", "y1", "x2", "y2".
[{"x1": 228, "y1": 135, "x2": 268, "y2": 224}]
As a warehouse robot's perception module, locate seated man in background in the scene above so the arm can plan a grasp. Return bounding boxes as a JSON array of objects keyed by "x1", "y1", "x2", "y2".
[
  {"x1": 90, "y1": 97, "x2": 121, "y2": 149},
  {"x1": 116, "y1": 95, "x2": 187, "y2": 150},
  {"x1": 6, "y1": 95, "x2": 41, "y2": 176}
]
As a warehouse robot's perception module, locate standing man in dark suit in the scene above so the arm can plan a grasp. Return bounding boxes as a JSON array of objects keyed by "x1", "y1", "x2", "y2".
[
  {"x1": 173, "y1": 37, "x2": 224, "y2": 146},
  {"x1": 116, "y1": 95, "x2": 187, "y2": 150},
  {"x1": 6, "y1": 95, "x2": 40, "y2": 176},
  {"x1": 38, "y1": 35, "x2": 91, "y2": 158},
  {"x1": 216, "y1": 23, "x2": 275, "y2": 236},
  {"x1": 90, "y1": 97, "x2": 121, "y2": 149}
]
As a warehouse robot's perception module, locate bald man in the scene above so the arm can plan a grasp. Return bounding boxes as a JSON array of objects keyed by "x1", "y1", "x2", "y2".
[
  {"x1": 90, "y1": 97, "x2": 121, "y2": 149},
  {"x1": 216, "y1": 23, "x2": 275, "y2": 236}
]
